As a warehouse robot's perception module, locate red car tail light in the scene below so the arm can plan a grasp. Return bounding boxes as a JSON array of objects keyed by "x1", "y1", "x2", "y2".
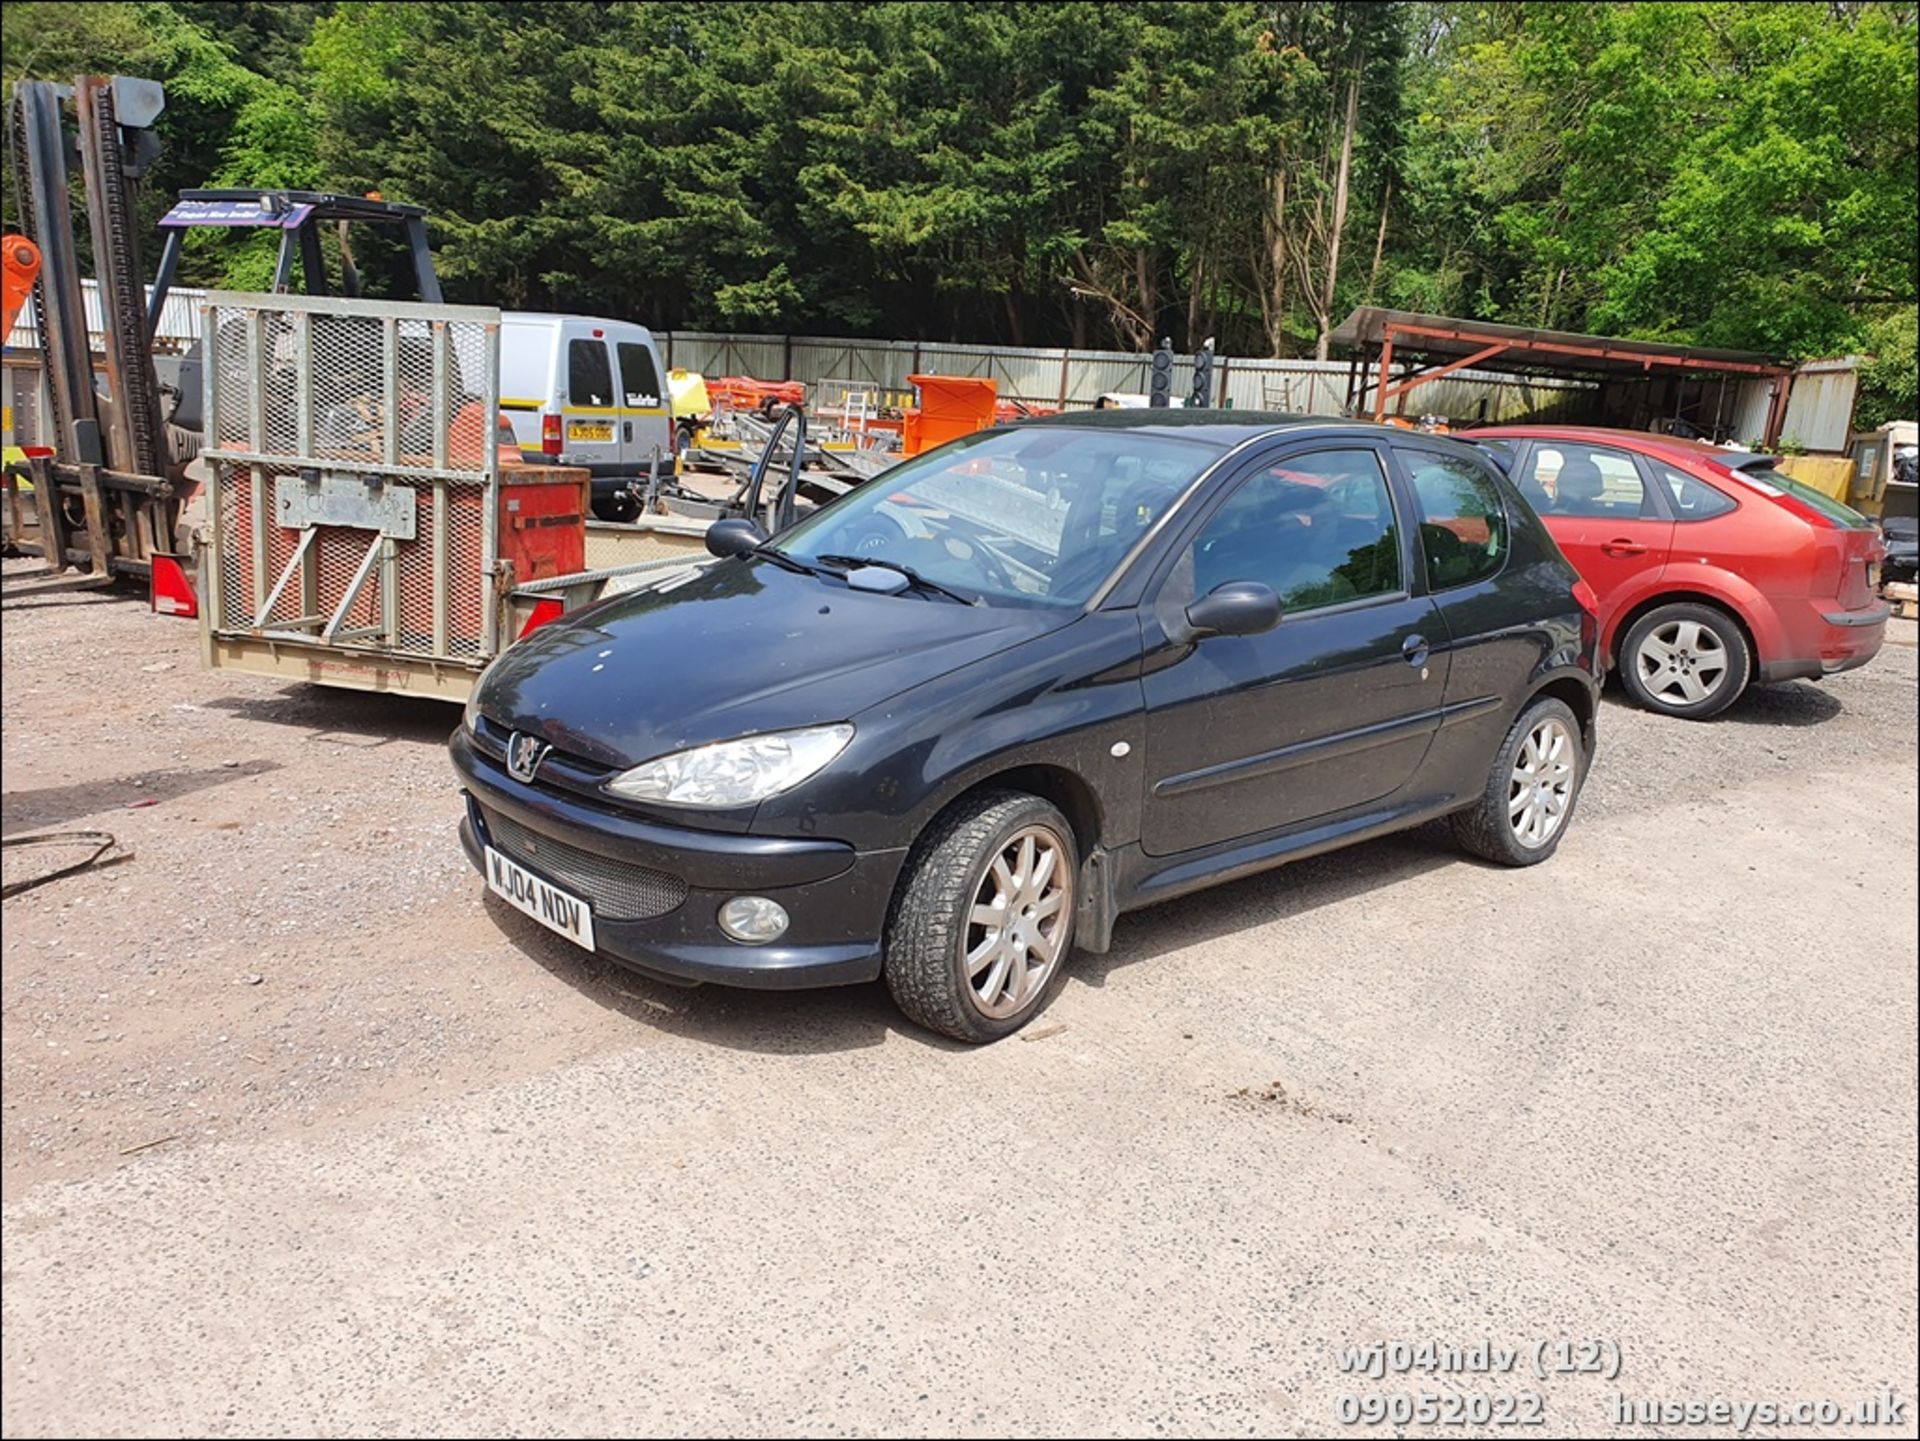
[{"x1": 541, "y1": 412, "x2": 563, "y2": 458}]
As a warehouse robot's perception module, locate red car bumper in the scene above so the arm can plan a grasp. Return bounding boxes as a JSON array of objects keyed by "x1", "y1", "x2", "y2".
[{"x1": 1758, "y1": 598, "x2": 1890, "y2": 684}]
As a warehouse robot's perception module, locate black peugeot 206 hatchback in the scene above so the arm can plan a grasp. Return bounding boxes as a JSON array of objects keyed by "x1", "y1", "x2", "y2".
[{"x1": 452, "y1": 413, "x2": 1601, "y2": 1041}]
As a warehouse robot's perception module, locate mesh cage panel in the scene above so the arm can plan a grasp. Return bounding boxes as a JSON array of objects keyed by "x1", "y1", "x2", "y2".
[
  {"x1": 203, "y1": 294, "x2": 502, "y2": 661},
  {"x1": 208, "y1": 303, "x2": 253, "y2": 450},
  {"x1": 214, "y1": 464, "x2": 490, "y2": 654},
  {"x1": 310, "y1": 313, "x2": 386, "y2": 460}
]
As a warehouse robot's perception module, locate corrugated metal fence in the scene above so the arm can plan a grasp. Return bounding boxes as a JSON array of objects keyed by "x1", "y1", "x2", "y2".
[
  {"x1": 8, "y1": 285, "x2": 1591, "y2": 426},
  {"x1": 661, "y1": 331, "x2": 1595, "y2": 422}
]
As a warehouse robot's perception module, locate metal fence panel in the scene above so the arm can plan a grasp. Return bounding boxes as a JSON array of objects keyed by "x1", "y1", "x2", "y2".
[
  {"x1": 658, "y1": 333, "x2": 1603, "y2": 421},
  {"x1": 1780, "y1": 360, "x2": 1859, "y2": 452},
  {"x1": 200, "y1": 291, "x2": 502, "y2": 663},
  {"x1": 9, "y1": 277, "x2": 206, "y2": 354}
]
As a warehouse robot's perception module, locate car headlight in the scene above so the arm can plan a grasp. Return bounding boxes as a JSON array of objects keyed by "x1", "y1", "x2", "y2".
[
  {"x1": 463, "y1": 677, "x2": 487, "y2": 734},
  {"x1": 604, "y1": 724, "x2": 854, "y2": 808}
]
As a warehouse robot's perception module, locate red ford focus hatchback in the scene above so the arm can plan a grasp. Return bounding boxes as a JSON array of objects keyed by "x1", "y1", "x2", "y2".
[{"x1": 1469, "y1": 426, "x2": 1888, "y2": 718}]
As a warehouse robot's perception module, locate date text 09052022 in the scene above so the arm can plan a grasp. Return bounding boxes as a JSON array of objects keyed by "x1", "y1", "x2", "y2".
[{"x1": 1336, "y1": 1392, "x2": 1546, "y2": 1427}]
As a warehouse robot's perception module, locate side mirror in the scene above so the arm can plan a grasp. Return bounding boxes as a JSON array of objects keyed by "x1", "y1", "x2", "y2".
[
  {"x1": 706, "y1": 517, "x2": 768, "y2": 558},
  {"x1": 1185, "y1": 581, "x2": 1281, "y2": 638}
]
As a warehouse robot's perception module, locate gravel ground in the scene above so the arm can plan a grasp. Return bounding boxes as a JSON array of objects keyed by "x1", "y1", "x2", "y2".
[{"x1": 2, "y1": 556, "x2": 1915, "y2": 1437}]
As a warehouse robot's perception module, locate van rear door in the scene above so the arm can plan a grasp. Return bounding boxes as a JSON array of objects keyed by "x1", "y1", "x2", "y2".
[
  {"x1": 563, "y1": 332, "x2": 623, "y2": 473},
  {"x1": 615, "y1": 336, "x2": 673, "y2": 473},
  {"x1": 497, "y1": 317, "x2": 553, "y2": 459}
]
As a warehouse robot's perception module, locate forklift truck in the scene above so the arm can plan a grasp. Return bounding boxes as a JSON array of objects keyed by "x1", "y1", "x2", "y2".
[{"x1": 3, "y1": 72, "x2": 446, "y2": 581}]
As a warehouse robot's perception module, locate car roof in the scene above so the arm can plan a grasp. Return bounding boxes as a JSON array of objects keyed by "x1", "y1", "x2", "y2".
[
  {"x1": 1011, "y1": 410, "x2": 1466, "y2": 447},
  {"x1": 1468, "y1": 424, "x2": 1767, "y2": 469}
]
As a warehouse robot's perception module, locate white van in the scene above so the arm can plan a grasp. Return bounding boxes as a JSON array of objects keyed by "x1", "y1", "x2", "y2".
[{"x1": 498, "y1": 314, "x2": 675, "y2": 520}]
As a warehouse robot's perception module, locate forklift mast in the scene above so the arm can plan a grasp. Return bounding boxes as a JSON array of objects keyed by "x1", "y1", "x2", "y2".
[
  {"x1": 7, "y1": 75, "x2": 174, "y2": 580},
  {"x1": 4, "y1": 74, "x2": 445, "y2": 583}
]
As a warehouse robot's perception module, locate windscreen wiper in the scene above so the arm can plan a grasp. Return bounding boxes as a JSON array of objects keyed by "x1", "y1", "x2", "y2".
[
  {"x1": 750, "y1": 542, "x2": 821, "y2": 576},
  {"x1": 816, "y1": 554, "x2": 980, "y2": 606}
]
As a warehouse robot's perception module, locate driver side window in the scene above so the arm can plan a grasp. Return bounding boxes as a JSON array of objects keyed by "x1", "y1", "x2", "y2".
[{"x1": 1191, "y1": 449, "x2": 1402, "y2": 612}]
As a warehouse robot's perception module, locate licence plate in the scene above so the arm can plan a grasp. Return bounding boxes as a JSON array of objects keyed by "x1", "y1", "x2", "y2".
[
  {"x1": 567, "y1": 421, "x2": 614, "y2": 443},
  {"x1": 485, "y1": 846, "x2": 596, "y2": 950}
]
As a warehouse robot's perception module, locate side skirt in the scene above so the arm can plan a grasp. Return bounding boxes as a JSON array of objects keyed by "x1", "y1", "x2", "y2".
[{"x1": 1104, "y1": 790, "x2": 1469, "y2": 921}]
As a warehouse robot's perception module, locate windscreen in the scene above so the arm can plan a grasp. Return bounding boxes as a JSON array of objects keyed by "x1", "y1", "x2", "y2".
[{"x1": 777, "y1": 426, "x2": 1221, "y2": 606}]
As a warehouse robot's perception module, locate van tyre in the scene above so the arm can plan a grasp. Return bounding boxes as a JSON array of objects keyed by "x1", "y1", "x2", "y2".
[
  {"x1": 1619, "y1": 602, "x2": 1750, "y2": 719},
  {"x1": 885, "y1": 791, "x2": 1077, "y2": 1043},
  {"x1": 594, "y1": 492, "x2": 640, "y2": 525},
  {"x1": 1452, "y1": 696, "x2": 1585, "y2": 867}
]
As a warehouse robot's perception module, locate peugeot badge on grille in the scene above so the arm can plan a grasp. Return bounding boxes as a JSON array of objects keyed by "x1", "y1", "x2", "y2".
[{"x1": 506, "y1": 731, "x2": 551, "y2": 784}]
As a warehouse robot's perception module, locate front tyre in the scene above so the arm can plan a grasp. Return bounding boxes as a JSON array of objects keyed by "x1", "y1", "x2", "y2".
[
  {"x1": 1618, "y1": 602, "x2": 1750, "y2": 718},
  {"x1": 885, "y1": 792, "x2": 1077, "y2": 1043},
  {"x1": 1452, "y1": 696, "x2": 1585, "y2": 867}
]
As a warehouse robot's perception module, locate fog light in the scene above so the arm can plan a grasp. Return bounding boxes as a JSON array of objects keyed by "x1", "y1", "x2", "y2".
[{"x1": 718, "y1": 895, "x2": 789, "y2": 944}]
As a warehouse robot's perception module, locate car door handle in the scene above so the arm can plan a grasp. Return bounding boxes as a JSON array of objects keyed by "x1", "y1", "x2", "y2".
[
  {"x1": 1402, "y1": 633, "x2": 1430, "y2": 667},
  {"x1": 622, "y1": 421, "x2": 633, "y2": 443},
  {"x1": 1601, "y1": 538, "x2": 1647, "y2": 556}
]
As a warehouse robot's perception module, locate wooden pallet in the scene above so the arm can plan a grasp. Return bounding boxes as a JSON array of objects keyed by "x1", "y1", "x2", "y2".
[{"x1": 1886, "y1": 580, "x2": 1919, "y2": 620}]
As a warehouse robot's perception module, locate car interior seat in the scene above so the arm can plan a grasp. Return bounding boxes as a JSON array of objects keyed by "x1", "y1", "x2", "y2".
[
  {"x1": 1553, "y1": 456, "x2": 1607, "y2": 516},
  {"x1": 1518, "y1": 471, "x2": 1554, "y2": 514}
]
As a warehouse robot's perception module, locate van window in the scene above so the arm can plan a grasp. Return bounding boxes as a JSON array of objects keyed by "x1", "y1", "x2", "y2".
[
  {"x1": 617, "y1": 343, "x2": 662, "y2": 408},
  {"x1": 568, "y1": 340, "x2": 614, "y2": 408}
]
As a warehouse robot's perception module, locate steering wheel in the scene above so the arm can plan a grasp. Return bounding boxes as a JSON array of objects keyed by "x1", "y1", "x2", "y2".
[
  {"x1": 960, "y1": 537, "x2": 1021, "y2": 590},
  {"x1": 946, "y1": 532, "x2": 1020, "y2": 593}
]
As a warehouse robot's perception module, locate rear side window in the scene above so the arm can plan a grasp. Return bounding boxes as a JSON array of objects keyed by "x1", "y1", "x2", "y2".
[
  {"x1": 617, "y1": 343, "x2": 662, "y2": 408},
  {"x1": 1659, "y1": 466, "x2": 1738, "y2": 521},
  {"x1": 1400, "y1": 450, "x2": 1509, "y2": 590},
  {"x1": 1191, "y1": 449, "x2": 1401, "y2": 612},
  {"x1": 1736, "y1": 465, "x2": 1875, "y2": 530},
  {"x1": 568, "y1": 340, "x2": 614, "y2": 407}
]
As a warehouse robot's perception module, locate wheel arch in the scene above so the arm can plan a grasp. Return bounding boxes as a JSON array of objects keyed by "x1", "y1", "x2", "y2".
[
  {"x1": 1525, "y1": 672, "x2": 1598, "y2": 761},
  {"x1": 913, "y1": 763, "x2": 1104, "y2": 862},
  {"x1": 1608, "y1": 588, "x2": 1764, "y2": 674},
  {"x1": 887, "y1": 762, "x2": 1112, "y2": 958}
]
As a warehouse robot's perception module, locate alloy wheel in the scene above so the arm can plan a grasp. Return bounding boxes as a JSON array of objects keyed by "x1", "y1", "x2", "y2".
[
  {"x1": 1636, "y1": 619, "x2": 1730, "y2": 706},
  {"x1": 964, "y1": 825, "x2": 1072, "y2": 1019},
  {"x1": 1509, "y1": 717, "x2": 1577, "y2": 848}
]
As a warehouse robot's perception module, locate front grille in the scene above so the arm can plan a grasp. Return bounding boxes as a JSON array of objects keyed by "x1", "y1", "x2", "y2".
[
  {"x1": 481, "y1": 807, "x2": 688, "y2": 921},
  {"x1": 470, "y1": 715, "x2": 616, "y2": 801}
]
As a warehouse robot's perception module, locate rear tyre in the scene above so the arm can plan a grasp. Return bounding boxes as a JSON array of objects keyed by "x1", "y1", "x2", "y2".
[
  {"x1": 1618, "y1": 602, "x2": 1750, "y2": 719},
  {"x1": 884, "y1": 792, "x2": 1077, "y2": 1043},
  {"x1": 1452, "y1": 696, "x2": 1585, "y2": 867}
]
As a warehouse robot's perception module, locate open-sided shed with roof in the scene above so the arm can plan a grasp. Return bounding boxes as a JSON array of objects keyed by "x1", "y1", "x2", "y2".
[{"x1": 1329, "y1": 306, "x2": 1808, "y2": 448}]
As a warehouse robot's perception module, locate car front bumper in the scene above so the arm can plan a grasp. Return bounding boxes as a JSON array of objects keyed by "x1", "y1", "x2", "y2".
[{"x1": 451, "y1": 729, "x2": 903, "y2": 989}]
